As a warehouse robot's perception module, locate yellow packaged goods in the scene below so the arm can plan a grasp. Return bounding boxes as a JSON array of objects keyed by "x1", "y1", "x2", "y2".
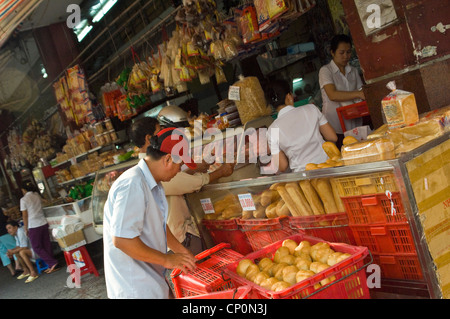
[
  {"x1": 341, "y1": 137, "x2": 395, "y2": 165},
  {"x1": 387, "y1": 118, "x2": 445, "y2": 156},
  {"x1": 266, "y1": 0, "x2": 288, "y2": 19},
  {"x1": 419, "y1": 104, "x2": 450, "y2": 131},
  {"x1": 230, "y1": 76, "x2": 272, "y2": 125},
  {"x1": 368, "y1": 124, "x2": 388, "y2": 139},
  {"x1": 381, "y1": 81, "x2": 419, "y2": 129}
]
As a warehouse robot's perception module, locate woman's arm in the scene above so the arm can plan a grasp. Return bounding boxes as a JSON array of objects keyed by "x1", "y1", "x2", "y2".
[
  {"x1": 323, "y1": 83, "x2": 365, "y2": 102},
  {"x1": 271, "y1": 150, "x2": 289, "y2": 173},
  {"x1": 319, "y1": 123, "x2": 338, "y2": 143},
  {"x1": 22, "y1": 210, "x2": 29, "y2": 235}
]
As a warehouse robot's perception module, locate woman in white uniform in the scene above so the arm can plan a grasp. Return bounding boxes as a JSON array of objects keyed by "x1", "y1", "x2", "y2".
[{"x1": 319, "y1": 34, "x2": 366, "y2": 148}]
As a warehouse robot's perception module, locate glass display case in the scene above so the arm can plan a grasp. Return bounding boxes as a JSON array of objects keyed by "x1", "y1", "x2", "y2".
[
  {"x1": 91, "y1": 159, "x2": 139, "y2": 235},
  {"x1": 185, "y1": 131, "x2": 449, "y2": 300},
  {"x1": 43, "y1": 196, "x2": 101, "y2": 244}
]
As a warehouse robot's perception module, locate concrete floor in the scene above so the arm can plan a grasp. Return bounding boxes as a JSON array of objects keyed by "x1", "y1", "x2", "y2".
[{"x1": 0, "y1": 240, "x2": 107, "y2": 299}]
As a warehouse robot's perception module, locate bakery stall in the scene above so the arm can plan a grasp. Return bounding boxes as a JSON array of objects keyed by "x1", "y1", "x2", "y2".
[{"x1": 183, "y1": 109, "x2": 449, "y2": 299}]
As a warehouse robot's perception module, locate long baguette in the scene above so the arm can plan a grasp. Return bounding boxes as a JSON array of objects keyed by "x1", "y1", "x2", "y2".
[
  {"x1": 284, "y1": 182, "x2": 313, "y2": 216},
  {"x1": 311, "y1": 178, "x2": 339, "y2": 214},
  {"x1": 299, "y1": 180, "x2": 325, "y2": 215},
  {"x1": 329, "y1": 178, "x2": 346, "y2": 212},
  {"x1": 276, "y1": 185, "x2": 303, "y2": 217}
]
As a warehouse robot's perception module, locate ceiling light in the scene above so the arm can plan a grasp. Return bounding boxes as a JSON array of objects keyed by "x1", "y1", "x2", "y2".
[
  {"x1": 293, "y1": 78, "x2": 303, "y2": 84},
  {"x1": 92, "y1": 0, "x2": 118, "y2": 23},
  {"x1": 77, "y1": 25, "x2": 93, "y2": 42}
]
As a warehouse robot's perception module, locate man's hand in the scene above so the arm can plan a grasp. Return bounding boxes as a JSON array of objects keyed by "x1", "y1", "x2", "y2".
[{"x1": 164, "y1": 252, "x2": 197, "y2": 273}]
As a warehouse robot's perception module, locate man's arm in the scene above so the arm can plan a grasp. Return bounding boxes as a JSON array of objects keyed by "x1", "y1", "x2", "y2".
[{"x1": 112, "y1": 235, "x2": 196, "y2": 273}]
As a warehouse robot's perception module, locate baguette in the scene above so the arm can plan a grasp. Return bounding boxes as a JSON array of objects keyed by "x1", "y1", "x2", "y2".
[
  {"x1": 276, "y1": 200, "x2": 291, "y2": 217},
  {"x1": 284, "y1": 182, "x2": 313, "y2": 216},
  {"x1": 276, "y1": 185, "x2": 302, "y2": 217},
  {"x1": 253, "y1": 204, "x2": 266, "y2": 219},
  {"x1": 298, "y1": 180, "x2": 325, "y2": 215},
  {"x1": 311, "y1": 179, "x2": 339, "y2": 214},
  {"x1": 329, "y1": 178, "x2": 346, "y2": 212},
  {"x1": 260, "y1": 189, "x2": 280, "y2": 207},
  {"x1": 322, "y1": 141, "x2": 341, "y2": 159},
  {"x1": 265, "y1": 200, "x2": 279, "y2": 219}
]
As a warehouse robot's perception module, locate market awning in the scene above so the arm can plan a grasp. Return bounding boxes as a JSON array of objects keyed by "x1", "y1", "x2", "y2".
[{"x1": 0, "y1": 0, "x2": 44, "y2": 49}]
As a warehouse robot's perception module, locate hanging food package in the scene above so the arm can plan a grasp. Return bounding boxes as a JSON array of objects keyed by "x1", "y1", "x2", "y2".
[
  {"x1": 236, "y1": 5, "x2": 261, "y2": 44},
  {"x1": 127, "y1": 62, "x2": 150, "y2": 94},
  {"x1": 266, "y1": 0, "x2": 289, "y2": 19},
  {"x1": 254, "y1": 0, "x2": 270, "y2": 30},
  {"x1": 381, "y1": 81, "x2": 419, "y2": 129},
  {"x1": 198, "y1": 68, "x2": 211, "y2": 85},
  {"x1": 215, "y1": 64, "x2": 227, "y2": 84},
  {"x1": 230, "y1": 76, "x2": 272, "y2": 125}
]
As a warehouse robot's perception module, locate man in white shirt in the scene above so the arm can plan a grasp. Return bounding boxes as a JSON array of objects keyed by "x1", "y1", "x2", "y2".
[
  {"x1": 6, "y1": 220, "x2": 39, "y2": 283},
  {"x1": 103, "y1": 127, "x2": 197, "y2": 299},
  {"x1": 266, "y1": 80, "x2": 337, "y2": 173}
]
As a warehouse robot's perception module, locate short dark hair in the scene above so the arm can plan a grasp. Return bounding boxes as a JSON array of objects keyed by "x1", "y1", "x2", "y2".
[
  {"x1": 330, "y1": 34, "x2": 352, "y2": 53},
  {"x1": 128, "y1": 117, "x2": 160, "y2": 148},
  {"x1": 6, "y1": 220, "x2": 19, "y2": 228},
  {"x1": 20, "y1": 182, "x2": 38, "y2": 193},
  {"x1": 266, "y1": 80, "x2": 291, "y2": 107}
]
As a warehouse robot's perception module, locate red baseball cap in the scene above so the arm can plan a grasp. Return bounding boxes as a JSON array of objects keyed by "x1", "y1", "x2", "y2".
[{"x1": 151, "y1": 127, "x2": 197, "y2": 169}]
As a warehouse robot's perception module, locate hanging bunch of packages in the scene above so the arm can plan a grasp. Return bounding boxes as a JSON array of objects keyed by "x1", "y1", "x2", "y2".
[{"x1": 53, "y1": 65, "x2": 95, "y2": 126}]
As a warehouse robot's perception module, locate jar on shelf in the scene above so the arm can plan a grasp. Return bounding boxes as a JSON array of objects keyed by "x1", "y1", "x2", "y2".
[{"x1": 104, "y1": 118, "x2": 114, "y2": 131}]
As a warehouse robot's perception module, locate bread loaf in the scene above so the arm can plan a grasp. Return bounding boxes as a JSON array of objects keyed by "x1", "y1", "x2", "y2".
[
  {"x1": 260, "y1": 189, "x2": 280, "y2": 207},
  {"x1": 265, "y1": 200, "x2": 279, "y2": 219},
  {"x1": 305, "y1": 163, "x2": 319, "y2": 170},
  {"x1": 322, "y1": 141, "x2": 341, "y2": 158},
  {"x1": 299, "y1": 180, "x2": 325, "y2": 215},
  {"x1": 241, "y1": 210, "x2": 254, "y2": 219},
  {"x1": 276, "y1": 200, "x2": 291, "y2": 217},
  {"x1": 222, "y1": 204, "x2": 242, "y2": 219},
  {"x1": 341, "y1": 137, "x2": 395, "y2": 165},
  {"x1": 329, "y1": 178, "x2": 346, "y2": 212},
  {"x1": 253, "y1": 204, "x2": 266, "y2": 219},
  {"x1": 311, "y1": 178, "x2": 339, "y2": 214},
  {"x1": 284, "y1": 182, "x2": 313, "y2": 216},
  {"x1": 276, "y1": 185, "x2": 302, "y2": 217},
  {"x1": 343, "y1": 136, "x2": 358, "y2": 145}
]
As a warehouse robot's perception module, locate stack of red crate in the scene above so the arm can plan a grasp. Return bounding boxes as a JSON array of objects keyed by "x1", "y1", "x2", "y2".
[{"x1": 335, "y1": 172, "x2": 423, "y2": 281}]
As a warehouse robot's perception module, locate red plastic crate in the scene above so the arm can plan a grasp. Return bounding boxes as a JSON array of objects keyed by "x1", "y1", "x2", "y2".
[
  {"x1": 237, "y1": 217, "x2": 298, "y2": 251},
  {"x1": 171, "y1": 243, "x2": 243, "y2": 298},
  {"x1": 350, "y1": 222, "x2": 416, "y2": 254},
  {"x1": 202, "y1": 219, "x2": 253, "y2": 255},
  {"x1": 341, "y1": 192, "x2": 407, "y2": 225},
  {"x1": 181, "y1": 285, "x2": 252, "y2": 299},
  {"x1": 224, "y1": 234, "x2": 371, "y2": 299},
  {"x1": 288, "y1": 213, "x2": 356, "y2": 245},
  {"x1": 372, "y1": 253, "x2": 424, "y2": 281}
]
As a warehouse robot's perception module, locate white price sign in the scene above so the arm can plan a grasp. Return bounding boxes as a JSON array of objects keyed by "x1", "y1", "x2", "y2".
[
  {"x1": 228, "y1": 86, "x2": 241, "y2": 101},
  {"x1": 238, "y1": 193, "x2": 256, "y2": 211},
  {"x1": 200, "y1": 198, "x2": 215, "y2": 215}
]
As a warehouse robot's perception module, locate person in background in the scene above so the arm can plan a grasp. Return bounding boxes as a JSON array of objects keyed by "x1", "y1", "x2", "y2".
[
  {"x1": 0, "y1": 207, "x2": 20, "y2": 277},
  {"x1": 129, "y1": 116, "x2": 235, "y2": 255},
  {"x1": 265, "y1": 79, "x2": 337, "y2": 173},
  {"x1": 103, "y1": 127, "x2": 197, "y2": 299},
  {"x1": 319, "y1": 34, "x2": 366, "y2": 148},
  {"x1": 19, "y1": 182, "x2": 60, "y2": 274},
  {"x1": 6, "y1": 220, "x2": 39, "y2": 283}
]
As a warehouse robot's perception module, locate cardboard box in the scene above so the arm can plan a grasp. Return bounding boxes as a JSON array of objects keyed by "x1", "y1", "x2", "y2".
[{"x1": 56, "y1": 230, "x2": 85, "y2": 249}]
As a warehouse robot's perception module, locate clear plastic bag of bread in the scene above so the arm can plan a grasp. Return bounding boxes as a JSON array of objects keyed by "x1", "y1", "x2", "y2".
[
  {"x1": 232, "y1": 75, "x2": 272, "y2": 125},
  {"x1": 381, "y1": 81, "x2": 419, "y2": 129},
  {"x1": 341, "y1": 137, "x2": 396, "y2": 165}
]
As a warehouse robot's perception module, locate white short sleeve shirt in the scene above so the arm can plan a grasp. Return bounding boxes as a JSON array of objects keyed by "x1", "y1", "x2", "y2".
[
  {"x1": 267, "y1": 104, "x2": 329, "y2": 172},
  {"x1": 319, "y1": 60, "x2": 364, "y2": 134},
  {"x1": 103, "y1": 159, "x2": 169, "y2": 299},
  {"x1": 20, "y1": 192, "x2": 47, "y2": 229}
]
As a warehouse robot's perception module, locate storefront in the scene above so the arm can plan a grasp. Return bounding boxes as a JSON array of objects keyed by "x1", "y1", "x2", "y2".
[{"x1": 0, "y1": 0, "x2": 448, "y2": 300}]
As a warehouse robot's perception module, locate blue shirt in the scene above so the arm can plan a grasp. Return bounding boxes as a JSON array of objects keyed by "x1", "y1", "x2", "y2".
[{"x1": 103, "y1": 159, "x2": 169, "y2": 299}]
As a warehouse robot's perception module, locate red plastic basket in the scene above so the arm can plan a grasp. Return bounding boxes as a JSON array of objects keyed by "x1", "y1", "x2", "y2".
[
  {"x1": 224, "y1": 234, "x2": 371, "y2": 299},
  {"x1": 171, "y1": 243, "x2": 243, "y2": 298},
  {"x1": 202, "y1": 219, "x2": 253, "y2": 255},
  {"x1": 237, "y1": 217, "x2": 298, "y2": 251},
  {"x1": 341, "y1": 192, "x2": 407, "y2": 225},
  {"x1": 181, "y1": 285, "x2": 252, "y2": 299},
  {"x1": 288, "y1": 213, "x2": 356, "y2": 245},
  {"x1": 350, "y1": 222, "x2": 416, "y2": 254},
  {"x1": 372, "y1": 253, "x2": 423, "y2": 281}
]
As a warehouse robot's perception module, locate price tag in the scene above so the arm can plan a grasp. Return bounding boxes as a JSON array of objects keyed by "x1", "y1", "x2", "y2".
[
  {"x1": 238, "y1": 193, "x2": 256, "y2": 211},
  {"x1": 200, "y1": 198, "x2": 215, "y2": 215},
  {"x1": 228, "y1": 86, "x2": 241, "y2": 101}
]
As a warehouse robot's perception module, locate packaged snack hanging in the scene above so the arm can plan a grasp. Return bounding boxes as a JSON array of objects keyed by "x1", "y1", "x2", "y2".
[
  {"x1": 381, "y1": 81, "x2": 419, "y2": 129},
  {"x1": 229, "y1": 75, "x2": 272, "y2": 125}
]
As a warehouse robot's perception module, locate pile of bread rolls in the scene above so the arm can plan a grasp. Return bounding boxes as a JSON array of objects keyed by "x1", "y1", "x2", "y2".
[
  {"x1": 306, "y1": 137, "x2": 359, "y2": 170},
  {"x1": 235, "y1": 239, "x2": 351, "y2": 292}
]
